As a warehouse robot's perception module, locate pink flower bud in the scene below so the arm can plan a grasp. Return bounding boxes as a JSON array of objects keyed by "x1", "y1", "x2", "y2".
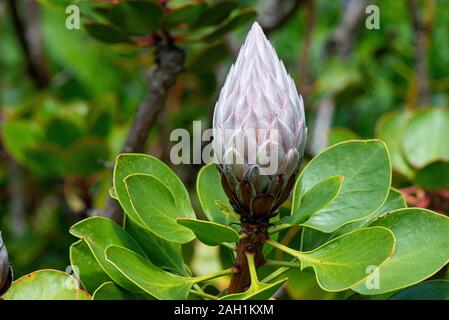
[{"x1": 213, "y1": 22, "x2": 307, "y2": 220}]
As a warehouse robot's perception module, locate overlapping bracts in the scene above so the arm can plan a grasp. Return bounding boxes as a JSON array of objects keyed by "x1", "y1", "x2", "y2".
[{"x1": 213, "y1": 22, "x2": 307, "y2": 220}]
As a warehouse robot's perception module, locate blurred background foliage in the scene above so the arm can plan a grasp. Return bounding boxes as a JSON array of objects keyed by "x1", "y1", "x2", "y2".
[{"x1": 0, "y1": 0, "x2": 448, "y2": 299}]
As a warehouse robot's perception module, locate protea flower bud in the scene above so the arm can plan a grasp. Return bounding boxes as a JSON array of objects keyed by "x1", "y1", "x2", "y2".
[
  {"x1": 0, "y1": 233, "x2": 13, "y2": 296},
  {"x1": 213, "y1": 22, "x2": 307, "y2": 222}
]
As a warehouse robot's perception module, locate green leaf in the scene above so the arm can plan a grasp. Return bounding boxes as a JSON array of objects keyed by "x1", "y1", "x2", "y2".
[
  {"x1": 109, "y1": 187, "x2": 118, "y2": 200},
  {"x1": 353, "y1": 208, "x2": 449, "y2": 295},
  {"x1": 43, "y1": 8, "x2": 118, "y2": 95},
  {"x1": 164, "y1": 2, "x2": 206, "y2": 28},
  {"x1": 87, "y1": 106, "x2": 113, "y2": 138},
  {"x1": 294, "y1": 140, "x2": 391, "y2": 233},
  {"x1": 125, "y1": 217, "x2": 186, "y2": 275},
  {"x1": 189, "y1": 42, "x2": 230, "y2": 72},
  {"x1": 69, "y1": 216, "x2": 147, "y2": 292},
  {"x1": 288, "y1": 175, "x2": 344, "y2": 225},
  {"x1": 113, "y1": 154, "x2": 195, "y2": 229},
  {"x1": 219, "y1": 245, "x2": 236, "y2": 269},
  {"x1": 196, "y1": 163, "x2": 238, "y2": 226},
  {"x1": 315, "y1": 61, "x2": 360, "y2": 95},
  {"x1": 1, "y1": 120, "x2": 40, "y2": 163},
  {"x1": 193, "y1": 1, "x2": 237, "y2": 28},
  {"x1": 110, "y1": 1, "x2": 163, "y2": 35},
  {"x1": 25, "y1": 143, "x2": 66, "y2": 177},
  {"x1": 176, "y1": 218, "x2": 239, "y2": 246},
  {"x1": 70, "y1": 240, "x2": 111, "y2": 293},
  {"x1": 2, "y1": 270, "x2": 90, "y2": 300},
  {"x1": 301, "y1": 227, "x2": 395, "y2": 291},
  {"x1": 45, "y1": 116, "x2": 83, "y2": 148},
  {"x1": 125, "y1": 173, "x2": 195, "y2": 244},
  {"x1": 301, "y1": 188, "x2": 406, "y2": 251},
  {"x1": 300, "y1": 228, "x2": 334, "y2": 252},
  {"x1": 90, "y1": 6, "x2": 113, "y2": 22},
  {"x1": 388, "y1": 280, "x2": 449, "y2": 300},
  {"x1": 328, "y1": 127, "x2": 360, "y2": 147},
  {"x1": 105, "y1": 245, "x2": 192, "y2": 300},
  {"x1": 272, "y1": 227, "x2": 395, "y2": 292},
  {"x1": 285, "y1": 269, "x2": 345, "y2": 300},
  {"x1": 85, "y1": 22, "x2": 131, "y2": 44},
  {"x1": 66, "y1": 137, "x2": 108, "y2": 177},
  {"x1": 414, "y1": 161, "x2": 449, "y2": 191},
  {"x1": 220, "y1": 278, "x2": 286, "y2": 300},
  {"x1": 335, "y1": 188, "x2": 407, "y2": 236},
  {"x1": 402, "y1": 108, "x2": 449, "y2": 168},
  {"x1": 93, "y1": 282, "x2": 136, "y2": 300},
  {"x1": 202, "y1": 9, "x2": 257, "y2": 43},
  {"x1": 376, "y1": 111, "x2": 414, "y2": 178}
]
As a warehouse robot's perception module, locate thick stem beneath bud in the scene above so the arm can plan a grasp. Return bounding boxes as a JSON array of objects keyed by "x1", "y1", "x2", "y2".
[{"x1": 228, "y1": 217, "x2": 269, "y2": 293}]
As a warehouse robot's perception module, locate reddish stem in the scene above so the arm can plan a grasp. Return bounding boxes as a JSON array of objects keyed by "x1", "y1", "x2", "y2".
[{"x1": 228, "y1": 218, "x2": 269, "y2": 293}]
